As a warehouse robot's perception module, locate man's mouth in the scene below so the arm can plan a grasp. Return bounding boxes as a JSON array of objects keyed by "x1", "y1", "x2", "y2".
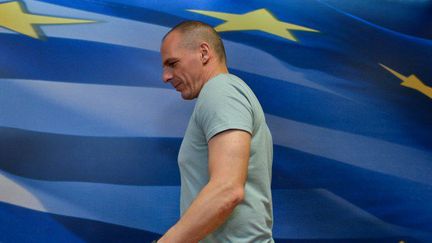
[{"x1": 174, "y1": 83, "x2": 182, "y2": 91}]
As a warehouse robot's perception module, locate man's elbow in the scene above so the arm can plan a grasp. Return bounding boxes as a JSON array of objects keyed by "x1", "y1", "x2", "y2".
[{"x1": 221, "y1": 184, "x2": 245, "y2": 211}]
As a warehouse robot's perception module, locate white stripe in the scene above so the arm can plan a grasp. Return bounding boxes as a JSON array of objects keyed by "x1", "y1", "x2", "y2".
[
  {"x1": 0, "y1": 78, "x2": 194, "y2": 137},
  {"x1": 1, "y1": 78, "x2": 431, "y2": 185},
  {"x1": 0, "y1": 170, "x2": 46, "y2": 212},
  {"x1": 267, "y1": 114, "x2": 432, "y2": 185},
  {"x1": 0, "y1": 169, "x2": 178, "y2": 234}
]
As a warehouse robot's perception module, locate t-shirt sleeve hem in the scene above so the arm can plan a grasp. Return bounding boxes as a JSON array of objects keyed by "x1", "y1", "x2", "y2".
[{"x1": 206, "y1": 123, "x2": 252, "y2": 142}]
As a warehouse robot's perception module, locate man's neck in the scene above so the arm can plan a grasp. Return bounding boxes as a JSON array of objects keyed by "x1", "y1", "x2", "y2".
[{"x1": 203, "y1": 64, "x2": 229, "y2": 84}]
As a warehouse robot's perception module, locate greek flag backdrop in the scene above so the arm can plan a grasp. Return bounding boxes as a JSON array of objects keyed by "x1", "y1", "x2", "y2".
[{"x1": 1, "y1": 0, "x2": 432, "y2": 242}]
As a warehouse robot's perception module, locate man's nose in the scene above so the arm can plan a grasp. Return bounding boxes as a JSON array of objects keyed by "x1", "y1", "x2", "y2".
[{"x1": 163, "y1": 69, "x2": 173, "y2": 83}]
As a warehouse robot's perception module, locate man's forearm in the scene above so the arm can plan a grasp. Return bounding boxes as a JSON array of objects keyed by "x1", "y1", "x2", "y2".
[{"x1": 158, "y1": 180, "x2": 244, "y2": 243}]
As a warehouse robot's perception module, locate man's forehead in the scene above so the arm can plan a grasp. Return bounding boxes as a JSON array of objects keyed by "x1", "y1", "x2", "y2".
[
  {"x1": 162, "y1": 30, "x2": 182, "y2": 47},
  {"x1": 162, "y1": 34, "x2": 181, "y2": 57},
  {"x1": 161, "y1": 32, "x2": 181, "y2": 64}
]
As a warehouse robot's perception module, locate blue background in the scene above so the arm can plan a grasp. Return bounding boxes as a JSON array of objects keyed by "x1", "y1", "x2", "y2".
[{"x1": 1, "y1": 0, "x2": 431, "y2": 242}]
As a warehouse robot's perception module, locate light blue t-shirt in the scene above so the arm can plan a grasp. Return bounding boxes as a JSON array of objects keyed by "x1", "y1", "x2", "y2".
[{"x1": 178, "y1": 73, "x2": 274, "y2": 242}]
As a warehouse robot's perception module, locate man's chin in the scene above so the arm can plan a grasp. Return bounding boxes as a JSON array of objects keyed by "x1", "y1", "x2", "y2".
[
  {"x1": 181, "y1": 95, "x2": 194, "y2": 100},
  {"x1": 180, "y1": 92, "x2": 195, "y2": 100}
]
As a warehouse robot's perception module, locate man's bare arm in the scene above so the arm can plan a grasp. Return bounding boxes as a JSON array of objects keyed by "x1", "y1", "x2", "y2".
[{"x1": 158, "y1": 129, "x2": 251, "y2": 243}]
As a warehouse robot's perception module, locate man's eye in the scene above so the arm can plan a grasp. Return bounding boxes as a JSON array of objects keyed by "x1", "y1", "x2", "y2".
[{"x1": 169, "y1": 61, "x2": 178, "y2": 68}]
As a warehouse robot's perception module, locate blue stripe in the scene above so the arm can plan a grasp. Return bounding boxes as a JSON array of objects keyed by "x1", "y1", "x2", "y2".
[
  {"x1": 0, "y1": 202, "x2": 84, "y2": 243},
  {"x1": 0, "y1": 34, "x2": 163, "y2": 88},
  {"x1": 273, "y1": 145, "x2": 432, "y2": 233},
  {"x1": 0, "y1": 127, "x2": 181, "y2": 185},
  {"x1": 36, "y1": 0, "x2": 184, "y2": 27},
  {"x1": 272, "y1": 189, "x2": 429, "y2": 241},
  {"x1": 0, "y1": 202, "x2": 161, "y2": 243},
  {"x1": 318, "y1": 0, "x2": 432, "y2": 41},
  {"x1": 274, "y1": 238, "x2": 421, "y2": 243}
]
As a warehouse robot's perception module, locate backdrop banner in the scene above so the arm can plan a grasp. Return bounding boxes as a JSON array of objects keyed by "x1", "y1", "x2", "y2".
[{"x1": 1, "y1": 0, "x2": 431, "y2": 242}]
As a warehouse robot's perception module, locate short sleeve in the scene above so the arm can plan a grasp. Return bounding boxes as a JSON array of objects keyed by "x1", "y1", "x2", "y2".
[{"x1": 195, "y1": 79, "x2": 253, "y2": 142}]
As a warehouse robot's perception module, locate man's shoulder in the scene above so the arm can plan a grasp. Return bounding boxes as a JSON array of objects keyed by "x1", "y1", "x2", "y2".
[
  {"x1": 200, "y1": 74, "x2": 250, "y2": 98},
  {"x1": 205, "y1": 73, "x2": 235, "y2": 88}
]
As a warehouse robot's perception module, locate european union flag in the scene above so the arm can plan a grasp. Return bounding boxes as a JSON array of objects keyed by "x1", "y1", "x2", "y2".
[{"x1": 1, "y1": 0, "x2": 431, "y2": 242}]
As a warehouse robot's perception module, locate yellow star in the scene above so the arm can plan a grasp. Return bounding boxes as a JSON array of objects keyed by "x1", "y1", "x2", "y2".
[
  {"x1": 0, "y1": 1, "x2": 95, "y2": 39},
  {"x1": 188, "y1": 8, "x2": 318, "y2": 42},
  {"x1": 380, "y1": 63, "x2": 432, "y2": 99}
]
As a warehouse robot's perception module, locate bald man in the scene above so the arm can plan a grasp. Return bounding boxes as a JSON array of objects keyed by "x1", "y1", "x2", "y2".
[{"x1": 158, "y1": 21, "x2": 274, "y2": 243}]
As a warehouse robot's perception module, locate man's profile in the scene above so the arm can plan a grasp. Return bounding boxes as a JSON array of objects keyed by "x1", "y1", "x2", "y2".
[{"x1": 157, "y1": 20, "x2": 274, "y2": 243}]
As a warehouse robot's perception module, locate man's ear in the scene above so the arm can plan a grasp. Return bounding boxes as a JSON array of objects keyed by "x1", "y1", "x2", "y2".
[{"x1": 200, "y1": 42, "x2": 211, "y2": 64}]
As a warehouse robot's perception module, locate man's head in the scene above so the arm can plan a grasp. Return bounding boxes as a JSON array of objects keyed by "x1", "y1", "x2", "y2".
[{"x1": 160, "y1": 21, "x2": 227, "y2": 100}]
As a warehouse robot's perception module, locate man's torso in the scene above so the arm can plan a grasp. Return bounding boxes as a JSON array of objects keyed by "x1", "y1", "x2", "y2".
[{"x1": 178, "y1": 73, "x2": 274, "y2": 242}]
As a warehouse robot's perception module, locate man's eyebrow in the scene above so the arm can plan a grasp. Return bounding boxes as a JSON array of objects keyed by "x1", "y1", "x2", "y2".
[{"x1": 163, "y1": 58, "x2": 178, "y2": 67}]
